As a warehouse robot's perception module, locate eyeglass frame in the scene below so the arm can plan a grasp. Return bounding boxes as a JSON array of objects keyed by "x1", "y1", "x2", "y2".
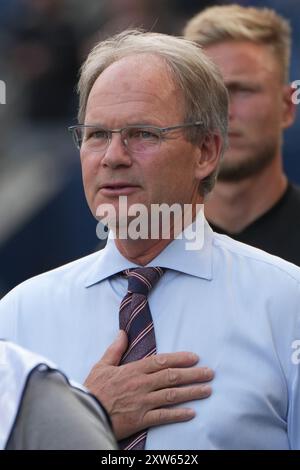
[{"x1": 68, "y1": 121, "x2": 203, "y2": 153}]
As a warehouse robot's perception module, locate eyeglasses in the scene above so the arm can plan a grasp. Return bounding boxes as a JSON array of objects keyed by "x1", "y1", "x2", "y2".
[{"x1": 68, "y1": 121, "x2": 203, "y2": 155}]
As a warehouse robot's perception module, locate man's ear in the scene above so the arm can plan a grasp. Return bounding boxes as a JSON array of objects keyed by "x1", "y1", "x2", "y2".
[
  {"x1": 282, "y1": 84, "x2": 296, "y2": 129},
  {"x1": 195, "y1": 133, "x2": 223, "y2": 182}
]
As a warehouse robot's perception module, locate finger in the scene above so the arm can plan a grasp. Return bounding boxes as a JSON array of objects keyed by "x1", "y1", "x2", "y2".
[
  {"x1": 130, "y1": 351, "x2": 200, "y2": 374},
  {"x1": 148, "y1": 384, "x2": 212, "y2": 409},
  {"x1": 143, "y1": 407, "x2": 196, "y2": 429},
  {"x1": 100, "y1": 330, "x2": 128, "y2": 366},
  {"x1": 150, "y1": 366, "x2": 214, "y2": 391}
]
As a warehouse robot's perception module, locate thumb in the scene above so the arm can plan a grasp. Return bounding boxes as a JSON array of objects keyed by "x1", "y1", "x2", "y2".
[{"x1": 101, "y1": 330, "x2": 128, "y2": 366}]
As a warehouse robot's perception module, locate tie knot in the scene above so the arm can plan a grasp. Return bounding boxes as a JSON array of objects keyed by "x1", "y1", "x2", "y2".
[{"x1": 123, "y1": 267, "x2": 164, "y2": 296}]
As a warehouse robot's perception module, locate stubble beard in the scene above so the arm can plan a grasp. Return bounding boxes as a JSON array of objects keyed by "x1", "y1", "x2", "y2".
[{"x1": 217, "y1": 140, "x2": 278, "y2": 183}]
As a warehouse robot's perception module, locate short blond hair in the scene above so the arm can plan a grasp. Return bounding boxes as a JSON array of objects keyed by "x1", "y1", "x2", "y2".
[
  {"x1": 77, "y1": 29, "x2": 228, "y2": 195},
  {"x1": 183, "y1": 4, "x2": 291, "y2": 83}
]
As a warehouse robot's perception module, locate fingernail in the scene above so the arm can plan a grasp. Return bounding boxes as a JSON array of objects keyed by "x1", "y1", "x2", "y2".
[
  {"x1": 202, "y1": 385, "x2": 212, "y2": 394},
  {"x1": 188, "y1": 352, "x2": 199, "y2": 361},
  {"x1": 186, "y1": 409, "x2": 195, "y2": 418},
  {"x1": 204, "y1": 367, "x2": 214, "y2": 378}
]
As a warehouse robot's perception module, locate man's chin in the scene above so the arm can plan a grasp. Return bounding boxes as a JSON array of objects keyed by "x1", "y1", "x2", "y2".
[
  {"x1": 218, "y1": 151, "x2": 276, "y2": 182},
  {"x1": 217, "y1": 164, "x2": 252, "y2": 182}
]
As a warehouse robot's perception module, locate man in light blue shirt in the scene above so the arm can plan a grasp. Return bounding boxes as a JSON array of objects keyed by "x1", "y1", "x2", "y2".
[{"x1": 0, "y1": 30, "x2": 300, "y2": 449}]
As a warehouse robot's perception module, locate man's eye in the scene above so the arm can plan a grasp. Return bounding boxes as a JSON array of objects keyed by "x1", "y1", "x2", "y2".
[
  {"x1": 86, "y1": 129, "x2": 107, "y2": 140},
  {"x1": 230, "y1": 87, "x2": 255, "y2": 95},
  {"x1": 238, "y1": 88, "x2": 254, "y2": 93},
  {"x1": 130, "y1": 129, "x2": 159, "y2": 140}
]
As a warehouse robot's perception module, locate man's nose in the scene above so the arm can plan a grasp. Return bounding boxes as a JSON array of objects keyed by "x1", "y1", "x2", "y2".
[{"x1": 101, "y1": 133, "x2": 132, "y2": 169}]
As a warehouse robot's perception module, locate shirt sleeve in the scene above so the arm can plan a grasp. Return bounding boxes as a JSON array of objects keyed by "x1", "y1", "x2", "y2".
[{"x1": 5, "y1": 368, "x2": 118, "y2": 450}]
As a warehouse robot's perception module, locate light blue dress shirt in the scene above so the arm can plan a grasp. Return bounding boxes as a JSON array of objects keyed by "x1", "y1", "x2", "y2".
[{"x1": 0, "y1": 219, "x2": 299, "y2": 449}]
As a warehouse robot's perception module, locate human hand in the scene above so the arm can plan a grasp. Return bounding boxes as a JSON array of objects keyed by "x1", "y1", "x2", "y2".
[{"x1": 84, "y1": 330, "x2": 214, "y2": 440}]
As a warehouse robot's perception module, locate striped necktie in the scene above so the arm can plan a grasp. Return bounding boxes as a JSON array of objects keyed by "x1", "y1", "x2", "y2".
[{"x1": 118, "y1": 266, "x2": 165, "y2": 450}]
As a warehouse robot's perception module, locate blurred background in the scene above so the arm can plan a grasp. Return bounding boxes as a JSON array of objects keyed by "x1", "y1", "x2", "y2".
[{"x1": 0, "y1": 0, "x2": 299, "y2": 297}]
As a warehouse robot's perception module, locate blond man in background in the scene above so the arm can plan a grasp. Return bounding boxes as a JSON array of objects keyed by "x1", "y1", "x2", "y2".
[{"x1": 184, "y1": 4, "x2": 300, "y2": 265}]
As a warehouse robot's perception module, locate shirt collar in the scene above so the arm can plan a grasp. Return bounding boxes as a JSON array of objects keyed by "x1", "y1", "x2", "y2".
[{"x1": 84, "y1": 213, "x2": 214, "y2": 287}]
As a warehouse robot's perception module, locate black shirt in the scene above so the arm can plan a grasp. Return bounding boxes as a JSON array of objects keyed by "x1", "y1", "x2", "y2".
[{"x1": 209, "y1": 183, "x2": 300, "y2": 267}]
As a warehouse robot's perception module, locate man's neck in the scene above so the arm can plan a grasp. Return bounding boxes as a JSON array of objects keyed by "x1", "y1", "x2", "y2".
[
  {"x1": 113, "y1": 203, "x2": 203, "y2": 265},
  {"x1": 115, "y1": 237, "x2": 173, "y2": 266},
  {"x1": 205, "y1": 159, "x2": 288, "y2": 234}
]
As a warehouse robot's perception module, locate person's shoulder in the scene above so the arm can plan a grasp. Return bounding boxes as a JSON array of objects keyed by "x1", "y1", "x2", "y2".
[{"x1": 212, "y1": 231, "x2": 300, "y2": 284}]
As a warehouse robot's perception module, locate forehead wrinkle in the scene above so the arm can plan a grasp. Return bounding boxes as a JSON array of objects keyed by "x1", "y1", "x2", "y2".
[
  {"x1": 88, "y1": 90, "x2": 168, "y2": 107},
  {"x1": 85, "y1": 93, "x2": 171, "y2": 123}
]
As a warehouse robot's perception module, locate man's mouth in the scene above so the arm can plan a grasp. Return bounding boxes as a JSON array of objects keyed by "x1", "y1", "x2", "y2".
[{"x1": 99, "y1": 183, "x2": 140, "y2": 196}]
